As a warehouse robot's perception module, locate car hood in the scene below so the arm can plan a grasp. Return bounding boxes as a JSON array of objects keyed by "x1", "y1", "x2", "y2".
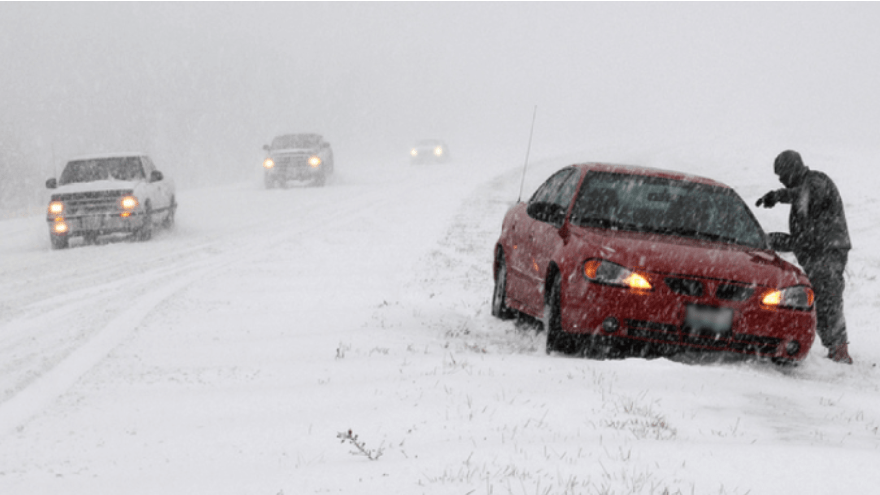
[
  {"x1": 53, "y1": 180, "x2": 137, "y2": 195},
  {"x1": 569, "y1": 225, "x2": 808, "y2": 288}
]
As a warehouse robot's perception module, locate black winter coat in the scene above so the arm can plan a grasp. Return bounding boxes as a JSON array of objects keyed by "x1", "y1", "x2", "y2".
[{"x1": 772, "y1": 168, "x2": 851, "y2": 261}]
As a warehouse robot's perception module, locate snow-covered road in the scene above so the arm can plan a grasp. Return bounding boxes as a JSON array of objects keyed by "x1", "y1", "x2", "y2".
[{"x1": 2, "y1": 149, "x2": 879, "y2": 494}]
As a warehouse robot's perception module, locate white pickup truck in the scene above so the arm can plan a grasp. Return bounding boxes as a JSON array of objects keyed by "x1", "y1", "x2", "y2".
[{"x1": 45, "y1": 153, "x2": 176, "y2": 249}]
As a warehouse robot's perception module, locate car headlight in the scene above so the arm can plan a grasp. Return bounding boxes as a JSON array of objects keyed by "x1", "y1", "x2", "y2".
[
  {"x1": 120, "y1": 196, "x2": 139, "y2": 210},
  {"x1": 434, "y1": 146, "x2": 443, "y2": 156},
  {"x1": 263, "y1": 158, "x2": 275, "y2": 169},
  {"x1": 48, "y1": 201, "x2": 64, "y2": 215},
  {"x1": 583, "y1": 259, "x2": 653, "y2": 291},
  {"x1": 411, "y1": 148, "x2": 418, "y2": 157},
  {"x1": 761, "y1": 285, "x2": 814, "y2": 310},
  {"x1": 308, "y1": 155, "x2": 322, "y2": 168}
]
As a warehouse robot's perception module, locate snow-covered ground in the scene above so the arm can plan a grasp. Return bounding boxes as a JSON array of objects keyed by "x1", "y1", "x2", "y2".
[{"x1": 1, "y1": 141, "x2": 879, "y2": 495}]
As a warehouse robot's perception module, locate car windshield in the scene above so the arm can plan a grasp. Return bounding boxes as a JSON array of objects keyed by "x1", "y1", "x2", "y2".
[
  {"x1": 569, "y1": 171, "x2": 767, "y2": 249},
  {"x1": 271, "y1": 134, "x2": 321, "y2": 149},
  {"x1": 59, "y1": 157, "x2": 145, "y2": 185}
]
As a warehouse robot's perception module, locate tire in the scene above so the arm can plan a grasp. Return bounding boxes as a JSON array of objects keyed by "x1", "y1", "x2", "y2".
[
  {"x1": 491, "y1": 251, "x2": 515, "y2": 320},
  {"x1": 162, "y1": 196, "x2": 177, "y2": 229},
  {"x1": 544, "y1": 273, "x2": 579, "y2": 355},
  {"x1": 50, "y1": 234, "x2": 69, "y2": 250},
  {"x1": 136, "y1": 204, "x2": 153, "y2": 242},
  {"x1": 313, "y1": 172, "x2": 326, "y2": 187}
]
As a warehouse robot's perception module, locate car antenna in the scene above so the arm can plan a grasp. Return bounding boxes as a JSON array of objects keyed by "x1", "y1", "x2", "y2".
[{"x1": 517, "y1": 105, "x2": 537, "y2": 203}]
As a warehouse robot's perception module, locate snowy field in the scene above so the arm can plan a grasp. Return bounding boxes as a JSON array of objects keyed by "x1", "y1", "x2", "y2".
[{"x1": 1, "y1": 139, "x2": 879, "y2": 495}]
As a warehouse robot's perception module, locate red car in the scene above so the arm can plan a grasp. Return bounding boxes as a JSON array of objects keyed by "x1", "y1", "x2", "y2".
[{"x1": 492, "y1": 163, "x2": 816, "y2": 363}]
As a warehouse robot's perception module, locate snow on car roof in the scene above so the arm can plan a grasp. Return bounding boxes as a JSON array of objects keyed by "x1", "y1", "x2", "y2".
[
  {"x1": 575, "y1": 162, "x2": 730, "y2": 189},
  {"x1": 65, "y1": 152, "x2": 147, "y2": 162}
]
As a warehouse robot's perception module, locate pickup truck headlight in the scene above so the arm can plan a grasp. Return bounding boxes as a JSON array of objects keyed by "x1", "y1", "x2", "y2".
[
  {"x1": 48, "y1": 201, "x2": 64, "y2": 215},
  {"x1": 761, "y1": 285, "x2": 814, "y2": 310},
  {"x1": 263, "y1": 158, "x2": 275, "y2": 169},
  {"x1": 308, "y1": 155, "x2": 322, "y2": 168},
  {"x1": 120, "y1": 196, "x2": 139, "y2": 210}
]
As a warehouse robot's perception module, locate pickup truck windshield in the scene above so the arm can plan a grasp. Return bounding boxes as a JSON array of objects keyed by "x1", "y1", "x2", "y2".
[
  {"x1": 60, "y1": 157, "x2": 146, "y2": 185},
  {"x1": 271, "y1": 135, "x2": 321, "y2": 149}
]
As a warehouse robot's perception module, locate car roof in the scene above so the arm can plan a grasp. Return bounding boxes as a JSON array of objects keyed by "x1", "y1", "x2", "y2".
[
  {"x1": 572, "y1": 162, "x2": 730, "y2": 189},
  {"x1": 414, "y1": 139, "x2": 445, "y2": 145},
  {"x1": 66, "y1": 152, "x2": 147, "y2": 162}
]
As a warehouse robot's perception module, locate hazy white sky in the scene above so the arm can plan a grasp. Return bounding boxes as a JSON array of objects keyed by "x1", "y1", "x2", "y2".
[{"x1": 2, "y1": 2, "x2": 879, "y2": 184}]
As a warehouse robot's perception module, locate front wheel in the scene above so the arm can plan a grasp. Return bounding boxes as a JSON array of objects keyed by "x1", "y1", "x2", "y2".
[
  {"x1": 491, "y1": 253, "x2": 515, "y2": 320},
  {"x1": 544, "y1": 273, "x2": 579, "y2": 355},
  {"x1": 135, "y1": 204, "x2": 153, "y2": 242},
  {"x1": 50, "y1": 234, "x2": 69, "y2": 250},
  {"x1": 162, "y1": 196, "x2": 177, "y2": 229}
]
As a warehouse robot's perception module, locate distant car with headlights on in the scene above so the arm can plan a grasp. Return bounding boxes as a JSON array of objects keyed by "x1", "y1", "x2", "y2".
[
  {"x1": 492, "y1": 162, "x2": 817, "y2": 364},
  {"x1": 45, "y1": 153, "x2": 176, "y2": 249},
  {"x1": 410, "y1": 139, "x2": 450, "y2": 164},
  {"x1": 262, "y1": 133, "x2": 334, "y2": 188}
]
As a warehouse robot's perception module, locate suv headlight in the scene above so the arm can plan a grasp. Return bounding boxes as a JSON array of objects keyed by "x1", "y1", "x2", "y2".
[
  {"x1": 308, "y1": 155, "x2": 322, "y2": 168},
  {"x1": 263, "y1": 158, "x2": 275, "y2": 169},
  {"x1": 583, "y1": 259, "x2": 653, "y2": 291},
  {"x1": 761, "y1": 285, "x2": 814, "y2": 310}
]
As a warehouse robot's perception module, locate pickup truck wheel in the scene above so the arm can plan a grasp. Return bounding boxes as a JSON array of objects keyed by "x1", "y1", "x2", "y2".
[
  {"x1": 162, "y1": 196, "x2": 177, "y2": 228},
  {"x1": 136, "y1": 204, "x2": 153, "y2": 242},
  {"x1": 50, "y1": 235, "x2": 69, "y2": 250},
  {"x1": 313, "y1": 173, "x2": 326, "y2": 187}
]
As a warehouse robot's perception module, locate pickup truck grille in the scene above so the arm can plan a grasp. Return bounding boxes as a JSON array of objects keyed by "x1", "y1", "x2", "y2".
[
  {"x1": 51, "y1": 190, "x2": 130, "y2": 216},
  {"x1": 272, "y1": 153, "x2": 310, "y2": 170}
]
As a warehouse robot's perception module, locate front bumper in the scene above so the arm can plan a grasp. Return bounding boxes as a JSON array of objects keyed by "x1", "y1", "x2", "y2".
[
  {"x1": 562, "y1": 275, "x2": 817, "y2": 361},
  {"x1": 47, "y1": 211, "x2": 147, "y2": 238}
]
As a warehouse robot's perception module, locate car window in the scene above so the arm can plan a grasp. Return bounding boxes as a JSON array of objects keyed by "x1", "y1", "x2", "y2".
[
  {"x1": 549, "y1": 168, "x2": 581, "y2": 208},
  {"x1": 59, "y1": 157, "x2": 146, "y2": 185},
  {"x1": 530, "y1": 168, "x2": 575, "y2": 204},
  {"x1": 570, "y1": 171, "x2": 767, "y2": 248}
]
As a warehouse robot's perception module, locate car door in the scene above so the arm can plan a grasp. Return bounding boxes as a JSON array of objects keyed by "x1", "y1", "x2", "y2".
[
  {"x1": 510, "y1": 168, "x2": 580, "y2": 314},
  {"x1": 506, "y1": 169, "x2": 573, "y2": 310}
]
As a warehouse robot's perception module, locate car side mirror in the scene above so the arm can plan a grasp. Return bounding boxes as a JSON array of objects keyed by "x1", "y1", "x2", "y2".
[
  {"x1": 526, "y1": 202, "x2": 566, "y2": 227},
  {"x1": 150, "y1": 170, "x2": 164, "y2": 182},
  {"x1": 46, "y1": 178, "x2": 57, "y2": 189},
  {"x1": 263, "y1": 144, "x2": 270, "y2": 151}
]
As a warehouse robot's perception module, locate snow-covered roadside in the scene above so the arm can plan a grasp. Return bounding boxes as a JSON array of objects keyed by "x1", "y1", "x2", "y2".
[{"x1": 0, "y1": 145, "x2": 879, "y2": 495}]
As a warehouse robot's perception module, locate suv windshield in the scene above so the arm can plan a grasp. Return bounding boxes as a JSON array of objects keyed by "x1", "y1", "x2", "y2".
[
  {"x1": 271, "y1": 134, "x2": 321, "y2": 149},
  {"x1": 569, "y1": 171, "x2": 767, "y2": 249},
  {"x1": 59, "y1": 157, "x2": 145, "y2": 185}
]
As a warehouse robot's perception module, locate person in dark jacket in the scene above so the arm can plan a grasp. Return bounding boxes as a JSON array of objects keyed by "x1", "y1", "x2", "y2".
[{"x1": 756, "y1": 150, "x2": 853, "y2": 364}]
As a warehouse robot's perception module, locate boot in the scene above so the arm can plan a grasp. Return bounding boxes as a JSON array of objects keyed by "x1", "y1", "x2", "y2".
[{"x1": 828, "y1": 343, "x2": 854, "y2": 364}]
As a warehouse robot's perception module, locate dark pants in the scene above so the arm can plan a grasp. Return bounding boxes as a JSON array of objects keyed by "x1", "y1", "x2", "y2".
[{"x1": 798, "y1": 249, "x2": 848, "y2": 349}]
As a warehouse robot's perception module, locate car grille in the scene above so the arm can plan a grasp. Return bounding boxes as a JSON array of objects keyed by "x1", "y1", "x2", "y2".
[
  {"x1": 52, "y1": 190, "x2": 128, "y2": 216},
  {"x1": 625, "y1": 319, "x2": 781, "y2": 355},
  {"x1": 664, "y1": 277, "x2": 704, "y2": 297},
  {"x1": 715, "y1": 284, "x2": 755, "y2": 301}
]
